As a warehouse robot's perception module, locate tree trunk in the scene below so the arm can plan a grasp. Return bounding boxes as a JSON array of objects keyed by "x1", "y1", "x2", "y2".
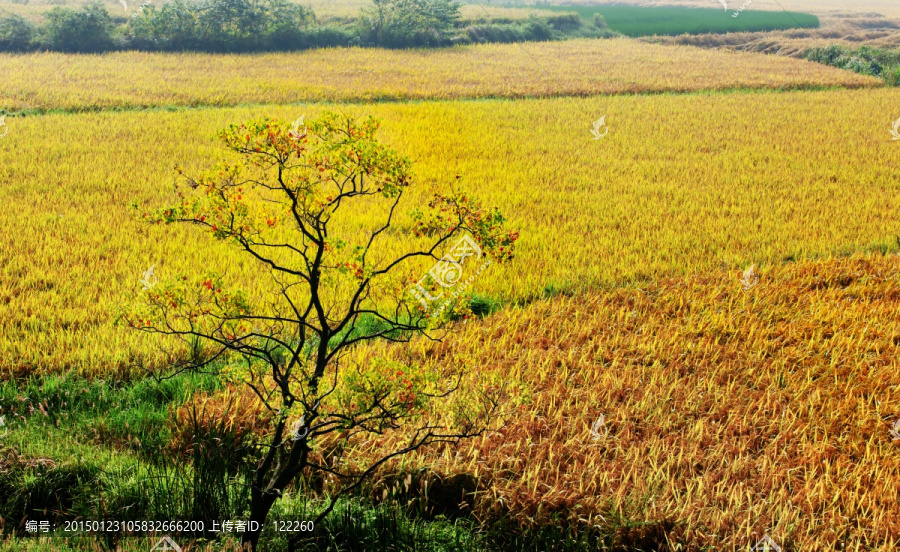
[
  {"x1": 241, "y1": 490, "x2": 279, "y2": 551},
  {"x1": 241, "y1": 442, "x2": 308, "y2": 550}
]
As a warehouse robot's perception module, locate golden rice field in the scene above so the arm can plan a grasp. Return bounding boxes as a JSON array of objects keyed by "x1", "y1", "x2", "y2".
[
  {"x1": 4, "y1": 87, "x2": 900, "y2": 376},
  {"x1": 359, "y1": 252, "x2": 900, "y2": 551},
  {"x1": 0, "y1": 40, "x2": 878, "y2": 112},
  {"x1": 2, "y1": 8, "x2": 900, "y2": 549}
]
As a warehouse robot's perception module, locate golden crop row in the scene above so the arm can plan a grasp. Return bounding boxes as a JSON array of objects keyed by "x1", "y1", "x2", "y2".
[
  {"x1": 361, "y1": 252, "x2": 900, "y2": 550},
  {"x1": 3, "y1": 87, "x2": 900, "y2": 375},
  {"x1": 0, "y1": 39, "x2": 877, "y2": 112}
]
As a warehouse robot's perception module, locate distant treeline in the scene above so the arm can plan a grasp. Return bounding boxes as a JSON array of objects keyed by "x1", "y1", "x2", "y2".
[
  {"x1": 805, "y1": 45, "x2": 900, "y2": 86},
  {"x1": 0, "y1": 0, "x2": 617, "y2": 53}
]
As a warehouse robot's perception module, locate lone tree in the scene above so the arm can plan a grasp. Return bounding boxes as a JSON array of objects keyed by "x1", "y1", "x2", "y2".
[{"x1": 125, "y1": 112, "x2": 517, "y2": 550}]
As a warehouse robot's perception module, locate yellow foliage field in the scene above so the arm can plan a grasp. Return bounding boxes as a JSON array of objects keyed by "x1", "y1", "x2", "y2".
[
  {"x1": 3, "y1": 87, "x2": 900, "y2": 376},
  {"x1": 0, "y1": 39, "x2": 878, "y2": 112},
  {"x1": 362, "y1": 252, "x2": 900, "y2": 550},
  {"x1": 1, "y1": 9, "x2": 899, "y2": 549}
]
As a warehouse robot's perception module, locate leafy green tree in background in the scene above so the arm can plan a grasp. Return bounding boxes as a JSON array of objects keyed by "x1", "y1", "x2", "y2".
[
  {"x1": 0, "y1": 13, "x2": 35, "y2": 52},
  {"x1": 0, "y1": 0, "x2": 582, "y2": 53},
  {"x1": 40, "y1": 2, "x2": 115, "y2": 53},
  {"x1": 360, "y1": 0, "x2": 461, "y2": 48},
  {"x1": 128, "y1": 0, "x2": 200, "y2": 51},
  {"x1": 129, "y1": 0, "x2": 315, "y2": 52},
  {"x1": 194, "y1": 0, "x2": 313, "y2": 52}
]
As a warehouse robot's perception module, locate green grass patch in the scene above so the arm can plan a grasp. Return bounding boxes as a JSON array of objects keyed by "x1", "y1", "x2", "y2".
[
  {"x1": 527, "y1": 4, "x2": 819, "y2": 37},
  {"x1": 0, "y1": 368, "x2": 671, "y2": 550},
  {"x1": 0, "y1": 370, "x2": 251, "y2": 546},
  {"x1": 0, "y1": 371, "x2": 222, "y2": 459},
  {"x1": 806, "y1": 45, "x2": 900, "y2": 86}
]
